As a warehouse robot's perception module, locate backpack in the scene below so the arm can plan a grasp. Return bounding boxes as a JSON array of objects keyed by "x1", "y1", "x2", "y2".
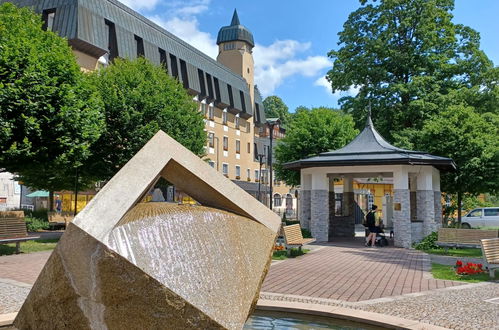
[{"x1": 364, "y1": 211, "x2": 375, "y2": 227}]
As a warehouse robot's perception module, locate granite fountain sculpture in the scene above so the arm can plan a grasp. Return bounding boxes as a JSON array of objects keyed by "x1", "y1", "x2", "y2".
[{"x1": 14, "y1": 131, "x2": 281, "y2": 329}]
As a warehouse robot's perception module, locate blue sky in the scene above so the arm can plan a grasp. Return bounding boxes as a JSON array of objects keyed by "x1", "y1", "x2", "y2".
[{"x1": 121, "y1": 0, "x2": 499, "y2": 112}]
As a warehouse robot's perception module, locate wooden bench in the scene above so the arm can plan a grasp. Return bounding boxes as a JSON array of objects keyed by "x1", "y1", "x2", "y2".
[
  {"x1": 0, "y1": 211, "x2": 39, "y2": 254},
  {"x1": 436, "y1": 228, "x2": 498, "y2": 251},
  {"x1": 48, "y1": 212, "x2": 74, "y2": 228},
  {"x1": 480, "y1": 238, "x2": 499, "y2": 278},
  {"x1": 283, "y1": 224, "x2": 315, "y2": 251}
]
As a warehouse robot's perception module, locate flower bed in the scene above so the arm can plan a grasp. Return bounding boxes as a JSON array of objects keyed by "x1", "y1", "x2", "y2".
[{"x1": 455, "y1": 260, "x2": 484, "y2": 276}]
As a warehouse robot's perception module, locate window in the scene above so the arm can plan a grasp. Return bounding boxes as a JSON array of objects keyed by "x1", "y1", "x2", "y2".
[
  {"x1": 105, "y1": 20, "x2": 118, "y2": 61},
  {"x1": 484, "y1": 208, "x2": 499, "y2": 217},
  {"x1": 367, "y1": 194, "x2": 374, "y2": 211},
  {"x1": 335, "y1": 193, "x2": 343, "y2": 216},
  {"x1": 222, "y1": 110, "x2": 227, "y2": 125},
  {"x1": 236, "y1": 140, "x2": 240, "y2": 154},
  {"x1": 213, "y1": 77, "x2": 221, "y2": 102},
  {"x1": 261, "y1": 169, "x2": 268, "y2": 184},
  {"x1": 201, "y1": 103, "x2": 207, "y2": 117},
  {"x1": 223, "y1": 136, "x2": 228, "y2": 151},
  {"x1": 247, "y1": 142, "x2": 250, "y2": 153},
  {"x1": 247, "y1": 169, "x2": 251, "y2": 180},
  {"x1": 208, "y1": 132, "x2": 214, "y2": 148},
  {"x1": 159, "y1": 48, "x2": 167, "y2": 69},
  {"x1": 235, "y1": 115, "x2": 240, "y2": 129},
  {"x1": 274, "y1": 194, "x2": 282, "y2": 207},
  {"x1": 235, "y1": 165, "x2": 241, "y2": 179},
  {"x1": 198, "y1": 69, "x2": 206, "y2": 96},
  {"x1": 208, "y1": 104, "x2": 214, "y2": 120},
  {"x1": 42, "y1": 9, "x2": 56, "y2": 32},
  {"x1": 208, "y1": 161, "x2": 215, "y2": 168},
  {"x1": 254, "y1": 143, "x2": 258, "y2": 160},
  {"x1": 169, "y1": 54, "x2": 178, "y2": 78},
  {"x1": 255, "y1": 170, "x2": 259, "y2": 182},
  {"x1": 222, "y1": 164, "x2": 229, "y2": 176},
  {"x1": 223, "y1": 43, "x2": 235, "y2": 51},
  {"x1": 467, "y1": 209, "x2": 482, "y2": 217},
  {"x1": 206, "y1": 73, "x2": 214, "y2": 100},
  {"x1": 134, "y1": 35, "x2": 144, "y2": 57},
  {"x1": 180, "y1": 59, "x2": 188, "y2": 89},
  {"x1": 247, "y1": 122, "x2": 250, "y2": 133},
  {"x1": 240, "y1": 91, "x2": 246, "y2": 112},
  {"x1": 227, "y1": 85, "x2": 234, "y2": 107}
]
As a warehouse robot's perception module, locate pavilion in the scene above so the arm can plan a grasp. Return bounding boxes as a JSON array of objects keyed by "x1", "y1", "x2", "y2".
[{"x1": 284, "y1": 117, "x2": 456, "y2": 248}]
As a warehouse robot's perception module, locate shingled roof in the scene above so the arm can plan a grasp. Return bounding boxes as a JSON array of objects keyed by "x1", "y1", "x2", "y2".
[{"x1": 284, "y1": 116, "x2": 456, "y2": 171}]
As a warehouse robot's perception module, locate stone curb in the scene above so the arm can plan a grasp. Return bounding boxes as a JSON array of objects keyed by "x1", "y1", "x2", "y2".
[
  {"x1": 0, "y1": 312, "x2": 16, "y2": 327},
  {"x1": 256, "y1": 299, "x2": 450, "y2": 330}
]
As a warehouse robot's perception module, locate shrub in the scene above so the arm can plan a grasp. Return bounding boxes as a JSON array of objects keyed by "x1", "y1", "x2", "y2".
[
  {"x1": 289, "y1": 248, "x2": 305, "y2": 257},
  {"x1": 414, "y1": 231, "x2": 440, "y2": 250},
  {"x1": 301, "y1": 228, "x2": 312, "y2": 238},
  {"x1": 25, "y1": 217, "x2": 49, "y2": 232},
  {"x1": 23, "y1": 209, "x2": 49, "y2": 221}
]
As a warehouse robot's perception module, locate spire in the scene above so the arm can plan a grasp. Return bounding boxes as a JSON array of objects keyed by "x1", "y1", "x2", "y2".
[
  {"x1": 231, "y1": 9, "x2": 240, "y2": 26},
  {"x1": 366, "y1": 100, "x2": 373, "y2": 127}
]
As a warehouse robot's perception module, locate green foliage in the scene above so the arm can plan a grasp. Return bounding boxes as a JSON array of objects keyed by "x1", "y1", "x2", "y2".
[
  {"x1": 275, "y1": 107, "x2": 358, "y2": 186},
  {"x1": 416, "y1": 105, "x2": 499, "y2": 197},
  {"x1": 22, "y1": 208, "x2": 49, "y2": 221},
  {"x1": 25, "y1": 217, "x2": 49, "y2": 232},
  {"x1": 0, "y1": 3, "x2": 104, "y2": 191},
  {"x1": 301, "y1": 228, "x2": 312, "y2": 238},
  {"x1": 414, "y1": 231, "x2": 440, "y2": 250},
  {"x1": 263, "y1": 96, "x2": 291, "y2": 127},
  {"x1": 425, "y1": 248, "x2": 482, "y2": 258},
  {"x1": 272, "y1": 250, "x2": 288, "y2": 260},
  {"x1": 84, "y1": 57, "x2": 206, "y2": 181},
  {"x1": 327, "y1": 0, "x2": 494, "y2": 141},
  {"x1": 289, "y1": 248, "x2": 308, "y2": 257}
]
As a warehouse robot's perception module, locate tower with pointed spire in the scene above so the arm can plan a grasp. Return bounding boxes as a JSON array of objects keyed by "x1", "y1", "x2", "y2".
[{"x1": 217, "y1": 9, "x2": 255, "y2": 102}]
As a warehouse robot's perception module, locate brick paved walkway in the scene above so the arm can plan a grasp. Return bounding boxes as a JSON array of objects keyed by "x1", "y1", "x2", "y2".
[
  {"x1": 262, "y1": 244, "x2": 464, "y2": 302},
  {"x1": 0, "y1": 251, "x2": 51, "y2": 285}
]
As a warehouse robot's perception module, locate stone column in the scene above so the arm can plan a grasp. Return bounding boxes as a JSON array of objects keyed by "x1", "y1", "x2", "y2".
[
  {"x1": 417, "y1": 167, "x2": 436, "y2": 236},
  {"x1": 432, "y1": 168, "x2": 442, "y2": 228},
  {"x1": 310, "y1": 172, "x2": 329, "y2": 242},
  {"x1": 342, "y1": 176, "x2": 355, "y2": 237},
  {"x1": 299, "y1": 173, "x2": 311, "y2": 230},
  {"x1": 393, "y1": 167, "x2": 411, "y2": 248}
]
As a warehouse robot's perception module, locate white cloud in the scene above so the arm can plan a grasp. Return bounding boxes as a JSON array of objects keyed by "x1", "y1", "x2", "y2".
[
  {"x1": 315, "y1": 76, "x2": 360, "y2": 97},
  {"x1": 253, "y1": 40, "x2": 332, "y2": 96},
  {"x1": 119, "y1": 0, "x2": 161, "y2": 11},
  {"x1": 150, "y1": 15, "x2": 218, "y2": 58}
]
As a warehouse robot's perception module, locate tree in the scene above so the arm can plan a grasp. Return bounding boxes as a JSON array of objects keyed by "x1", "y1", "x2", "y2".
[
  {"x1": 0, "y1": 3, "x2": 103, "y2": 192},
  {"x1": 274, "y1": 107, "x2": 358, "y2": 186},
  {"x1": 84, "y1": 57, "x2": 206, "y2": 181},
  {"x1": 416, "y1": 104, "x2": 499, "y2": 222},
  {"x1": 326, "y1": 0, "x2": 494, "y2": 141},
  {"x1": 263, "y1": 96, "x2": 291, "y2": 127}
]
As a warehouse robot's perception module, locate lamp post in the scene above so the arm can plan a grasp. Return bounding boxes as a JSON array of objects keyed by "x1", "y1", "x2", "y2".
[
  {"x1": 257, "y1": 153, "x2": 265, "y2": 202},
  {"x1": 266, "y1": 118, "x2": 280, "y2": 210}
]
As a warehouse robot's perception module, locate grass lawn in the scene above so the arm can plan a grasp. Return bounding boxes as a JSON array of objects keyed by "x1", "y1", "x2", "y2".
[
  {"x1": 425, "y1": 248, "x2": 482, "y2": 258},
  {"x1": 432, "y1": 263, "x2": 498, "y2": 282},
  {"x1": 0, "y1": 239, "x2": 59, "y2": 256}
]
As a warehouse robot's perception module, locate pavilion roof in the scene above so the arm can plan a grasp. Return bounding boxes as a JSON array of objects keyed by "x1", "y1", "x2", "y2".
[{"x1": 283, "y1": 116, "x2": 456, "y2": 171}]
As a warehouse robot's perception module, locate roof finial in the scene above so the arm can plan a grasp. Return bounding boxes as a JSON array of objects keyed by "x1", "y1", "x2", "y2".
[
  {"x1": 231, "y1": 9, "x2": 240, "y2": 26},
  {"x1": 366, "y1": 99, "x2": 373, "y2": 127}
]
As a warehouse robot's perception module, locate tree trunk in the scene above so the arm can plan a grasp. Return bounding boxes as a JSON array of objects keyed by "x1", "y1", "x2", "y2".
[
  {"x1": 457, "y1": 191, "x2": 462, "y2": 226},
  {"x1": 49, "y1": 191, "x2": 54, "y2": 212}
]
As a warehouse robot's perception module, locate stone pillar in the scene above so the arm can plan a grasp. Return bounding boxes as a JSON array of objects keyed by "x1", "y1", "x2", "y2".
[
  {"x1": 393, "y1": 167, "x2": 411, "y2": 248},
  {"x1": 310, "y1": 172, "x2": 329, "y2": 242},
  {"x1": 432, "y1": 168, "x2": 442, "y2": 228},
  {"x1": 417, "y1": 167, "x2": 436, "y2": 236},
  {"x1": 342, "y1": 176, "x2": 355, "y2": 237},
  {"x1": 299, "y1": 173, "x2": 311, "y2": 230}
]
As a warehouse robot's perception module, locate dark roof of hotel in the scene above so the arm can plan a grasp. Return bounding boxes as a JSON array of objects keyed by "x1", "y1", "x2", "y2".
[
  {"x1": 216, "y1": 9, "x2": 255, "y2": 47},
  {"x1": 284, "y1": 116, "x2": 456, "y2": 171},
  {"x1": 4, "y1": 0, "x2": 264, "y2": 122}
]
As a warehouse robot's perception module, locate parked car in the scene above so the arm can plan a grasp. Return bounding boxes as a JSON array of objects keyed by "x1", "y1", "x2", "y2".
[{"x1": 461, "y1": 207, "x2": 499, "y2": 228}]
